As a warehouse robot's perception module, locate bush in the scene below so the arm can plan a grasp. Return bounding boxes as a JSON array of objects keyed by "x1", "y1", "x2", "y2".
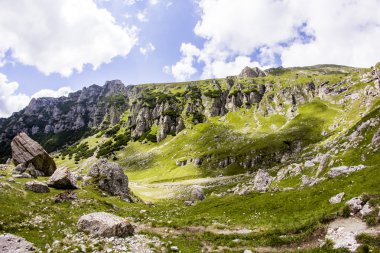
[{"x1": 342, "y1": 205, "x2": 351, "y2": 217}]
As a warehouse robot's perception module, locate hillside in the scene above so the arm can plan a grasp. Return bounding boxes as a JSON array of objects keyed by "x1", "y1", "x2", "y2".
[{"x1": 0, "y1": 63, "x2": 379, "y2": 252}]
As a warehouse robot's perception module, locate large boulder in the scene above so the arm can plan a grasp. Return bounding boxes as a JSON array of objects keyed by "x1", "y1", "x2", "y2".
[
  {"x1": 25, "y1": 181, "x2": 50, "y2": 193},
  {"x1": 88, "y1": 159, "x2": 129, "y2": 197},
  {"x1": 47, "y1": 167, "x2": 77, "y2": 189},
  {"x1": 0, "y1": 233, "x2": 36, "y2": 252},
  {"x1": 11, "y1": 132, "x2": 56, "y2": 176},
  {"x1": 77, "y1": 212, "x2": 134, "y2": 237}
]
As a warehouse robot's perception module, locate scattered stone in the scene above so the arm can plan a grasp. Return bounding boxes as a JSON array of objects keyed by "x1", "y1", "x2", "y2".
[
  {"x1": 13, "y1": 173, "x2": 32, "y2": 178},
  {"x1": 346, "y1": 197, "x2": 363, "y2": 214},
  {"x1": 26, "y1": 163, "x2": 44, "y2": 178},
  {"x1": 55, "y1": 191, "x2": 77, "y2": 203},
  {"x1": 12, "y1": 163, "x2": 26, "y2": 174},
  {"x1": 47, "y1": 167, "x2": 77, "y2": 189},
  {"x1": 0, "y1": 233, "x2": 36, "y2": 252},
  {"x1": 252, "y1": 169, "x2": 273, "y2": 192},
  {"x1": 88, "y1": 159, "x2": 130, "y2": 198},
  {"x1": 244, "y1": 250, "x2": 253, "y2": 253},
  {"x1": 304, "y1": 160, "x2": 315, "y2": 168},
  {"x1": 170, "y1": 246, "x2": 179, "y2": 252},
  {"x1": 184, "y1": 200, "x2": 194, "y2": 206},
  {"x1": 329, "y1": 192, "x2": 345, "y2": 204},
  {"x1": 25, "y1": 180, "x2": 50, "y2": 193},
  {"x1": 359, "y1": 203, "x2": 374, "y2": 218},
  {"x1": 327, "y1": 165, "x2": 366, "y2": 178},
  {"x1": 7, "y1": 177, "x2": 15, "y2": 183},
  {"x1": 77, "y1": 212, "x2": 134, "y2": 237},
  {"x1": 11, "y1": 132, "x2": 56, "y2": 176},
  {"x1": 190, "y1": 186, "x2": 205, "y2": 201}
]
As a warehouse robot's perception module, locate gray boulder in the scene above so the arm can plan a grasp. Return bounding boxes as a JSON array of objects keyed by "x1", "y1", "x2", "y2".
[
  {"x1": 329, "y1": 192, "x2": 345, "y2": 204},
  {"x1": 252, "y1": 169, "x2": 273, "y2": 192},
  {"x1": 327, "y1": 165, "x2": 365, "y2": 178},
  {"x1": 47, "y1": 167, "x2": 77, "y2": 189},
  {"x1": 12, "y1": 163, "x2": 26, "y2": 174},
  {"x1": 25, "y1": 181, "x2": 50, "y2": 193},
  {"x1": 88, "y1": 159, "x2": 129, "y2": 197},
  {"x1": 0, "y1": 233, "x2": 36, "y2": 252},
  {"x1": 77, "y1": 212, "x2": 134, "y2": 237},
  {"x1": 11, "y1": 132, "x2": 56, "y2": 176},
  {"x1": 190, "y1": 186, "x2": 205, "y2": 201}
]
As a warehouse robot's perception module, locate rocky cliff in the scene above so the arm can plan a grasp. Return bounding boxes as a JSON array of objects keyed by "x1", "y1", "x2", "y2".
[{"x1": 1, "y1": 64, "x2": 379, "y2": 163}]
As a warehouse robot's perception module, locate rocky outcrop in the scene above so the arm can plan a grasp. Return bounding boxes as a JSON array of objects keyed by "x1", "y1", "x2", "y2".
[
  {"x1": 88, "y1": 159, "x2": 130, "y2": 199},
  {"x1": 0, "y1": 233, "x2": 36, "y2": 252},
  {"x1": 11, "y1": 132, "x2": 56, "y2": 176},
  {"x1": 47, "y1": 167, "x2": 77, "y2": 189},
  {"x1": 25, "y1": 181, "x2": 50, "y2": 193},
  {"x1": 327, "y1": 165, "x2": 366, "y2": 178},
  {"x1": 252, "y1": 169, "x2": 273, "y2": 192},
  {"x1": 190, "y1": 186, "x2": 205, "y2": 201},
  {"x1": 77, "y1": 212, "x2": 134, "y2": 237},
  {"x1": 239, "y1": 66, "x2": 266, "y2": 78}
]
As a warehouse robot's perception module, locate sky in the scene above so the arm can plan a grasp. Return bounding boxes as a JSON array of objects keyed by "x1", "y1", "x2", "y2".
[{"x1": 0, "y1": 0, "x2": 380, "y2": 118}]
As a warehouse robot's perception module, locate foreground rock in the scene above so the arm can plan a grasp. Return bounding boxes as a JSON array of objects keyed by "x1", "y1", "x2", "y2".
[
  {"x1": 190, "y1": 186, "x2": 205, "y2": 201},
  {"x1": 47, "y1": 167, "x2": 77, "y2": 189},
  {"x1": 77, "y1": 212, "x2": 134, "y2": 237},
  {"x1": 11, "y1": 132, "x2": 56, "y2": 176},
  {"x1": 88, "y1": 159, "x2": 129, "y2": 198},
  {"x1": 252, "y1": 169, "x2": 273, "y2": 192},
  {"x1": 25, "y1": 181, "x2": 50, "y2": 193},
  {"x1": 0, "y1": 233, "x2": 36, "y2": 252},
  {"x1": 55, "y1": 191, "x2": 77, "y2": 203},
  {"x1": 327, "y1": 165, "x2": 365, "y2": 178}
]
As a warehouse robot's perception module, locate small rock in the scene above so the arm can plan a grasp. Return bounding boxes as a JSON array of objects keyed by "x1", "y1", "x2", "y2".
[
  {"x1": 190, "y1": 186, "x2": 205, "y2": 201},
  {"x1": 184, "y1": 200, "x2": 194, "y2": 206},
  {"x1": 55, "y1": 191, "x2": 77, "y2": 203},
  {"x1": 346, "y1": 197, "x2": 363, "y2": 214},
  {"x1": 329, "y1": 192, "x2": 345, "y2": 204},
  {"x1": 12, "y1": 163, "x2": 26, "y2": 174},
  {"x1": 244, "y1": 250, "x2": 253, "y2": 253},
  {"x1": 25, "y1": 180, "x2": 50, "y2": 193},
  {"x1": 170, "y1": 246, "x2": 179, "y2": 252},
  {"x1": 13, "y1": 173, "x2": 32, "y2": 178},
  {"x1": 359, "y1": 203, "x2": 373, "y2": 218},
  {"x1": 7, "y1": 177, "x2": 15, "y2": 183}
]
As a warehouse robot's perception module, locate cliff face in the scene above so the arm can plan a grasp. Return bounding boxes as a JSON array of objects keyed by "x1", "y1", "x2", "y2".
[{"x1": 1, "y1": 64, "x2": 379, "y2": 163}]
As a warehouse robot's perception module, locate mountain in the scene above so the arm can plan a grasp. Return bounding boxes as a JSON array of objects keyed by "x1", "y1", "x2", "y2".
[{"x1": 0, "y1": 63, "x2": 380, "y2": 252}]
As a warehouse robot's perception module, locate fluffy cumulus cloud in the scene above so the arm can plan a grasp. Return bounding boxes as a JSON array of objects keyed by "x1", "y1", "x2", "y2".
[
  {"x1": 166, "y1": 43, "x2": 200, "y2": 81},
  {"x1": 0, "y1": 73, "x2": 72, "y2": 118},
  {"x1": 169, "y1": 0, "x2": 380, "y2": 80},
  {"x1": 0, "y1": 0, "x2": 138, "y2": 77}
]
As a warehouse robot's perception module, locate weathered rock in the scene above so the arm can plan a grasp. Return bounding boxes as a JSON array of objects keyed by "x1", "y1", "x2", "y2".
[
  {"x1": 12, "y1": 163, "x2": 26, "y2": 174},
  {"x1": 55, "y1": 191, "x2": 78, "y2": 203},
  {"x1": 25, "y1": 180, "x2": 50, "y2": 193},
  {"x1": 190, "y1": 186, "x2": 205, "y2": 201},
  {"x1": 11, "y1": 132, "x2": 56, "y2": 176},
  {"x1": 252, "y1": 169, "x2": 273, "y2": 192},
  {"x1": 25, "y1": 163, "x2": 44, "y2": 178},
  {"x1": 329, "y1": 192, "x2": 345, "y2": 204},
  {"x1": 0, "y1": 233, "x2": 36, "y2": 252},
  {"x1": 327, "y1": 165, "x2": 366, "y2": 178},
  {"x1": 77, "y1": 212, "x2": 134, "y2": 237},
  {"x1": 359, "y1": 203, "x2": 373, "y2": 218},
  {"x1": 47, "y1": 167, "x2": 77, "y2": 189},
  {"x1": 239, "y1": 66, "x2": 266, "y2": 78},
  {"x1": 13, "y1": 173, "x2": 32, "y2": 178},
  {"x1": 346, "y1": 197, "x2": 363, "y2": 214},
  {"x1": 301, "y1": 175, "x2": 325, "y2": 187},
  {"x1": 304, "y1": 160, "x2": 315, "y2": 168},
  {"x1": 88, "y1": 159, "x2": 129, "y2": 198}
]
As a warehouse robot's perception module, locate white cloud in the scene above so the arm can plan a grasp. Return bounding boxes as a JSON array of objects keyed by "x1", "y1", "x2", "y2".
[
  {"x1": 169, "y1": 0, "x2": 380, "y2": 80},
  {"x1": 0, "y1": 73, "x2": 72, "y2": 118},
  {"x1": 139, "y1": 42, "x2": 156, "y2": 55},
  {"x1": 0, "y1": 0, "x2": 138, "y2": 77},
  {"x1": 137, "y1": 10, "x2": 149, "y2": 22},
  {"x1": 167, "y1": 43, "x2": 200, "y2": 81},
  {"x1": 149, "y1": 0, "x2": 159, "y2": 5}
]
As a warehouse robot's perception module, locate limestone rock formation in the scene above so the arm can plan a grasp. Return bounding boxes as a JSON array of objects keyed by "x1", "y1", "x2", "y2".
[
  {"x1": 329, "y1": 192, "x2": 345, "y2": 204},
  {"x1": 0, "y1": 233, "x2": 36, "y2": 252},
  {"x1": 47, "y1": 167, "x2": 77, "y2": 189},
  {"x1": 11, "y1": 132, "x2": 56, "y2": 176},
  {"x1": 327, "y1": 165, "x2": 366, "y2": 178},
  {"x1": 77, "y1": 212, "x2": 134, "y2": 237},
  {"x1": 239, "y1": 66, "x2": 267, "y2": 78},
  {"x1": 25, "y1": 181, "x2": 50, "y2": 193},
  {"x1": 252, "y1": 169, "x2": 273, "y2": 192},
  {"x1": 88, "y1": 159, "x2": 129, "y2": 198}
]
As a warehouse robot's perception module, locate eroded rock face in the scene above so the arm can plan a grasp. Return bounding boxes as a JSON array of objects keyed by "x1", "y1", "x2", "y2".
[
  {"x1": 88, "y1": 159, "x2": 129, "y2": 197},
  {"x1": 25, "y1": 181, "x2": 50, "y2": 193},
  {"x1": 11, "y1": 132, "x2": 56, "y2": 176},
  {"x1": 77, "y1": 212, "x2": 134, "y2": 237},
  {"x1": 47, "y1": 167, "x2": 77, "y2": 189},
  {"x1": 0, "y1": 233, "x2": 36, "y2": 252}
]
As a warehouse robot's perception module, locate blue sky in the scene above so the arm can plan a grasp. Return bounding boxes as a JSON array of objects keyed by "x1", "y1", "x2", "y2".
[{"x1": 0, "y1": 0, "x2": 380, "y2": 117}]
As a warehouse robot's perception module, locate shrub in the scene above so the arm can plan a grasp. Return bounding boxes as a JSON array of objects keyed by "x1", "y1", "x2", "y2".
[{"x1": 342, "y1": 205, "x2": 351, "y2": 217}]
